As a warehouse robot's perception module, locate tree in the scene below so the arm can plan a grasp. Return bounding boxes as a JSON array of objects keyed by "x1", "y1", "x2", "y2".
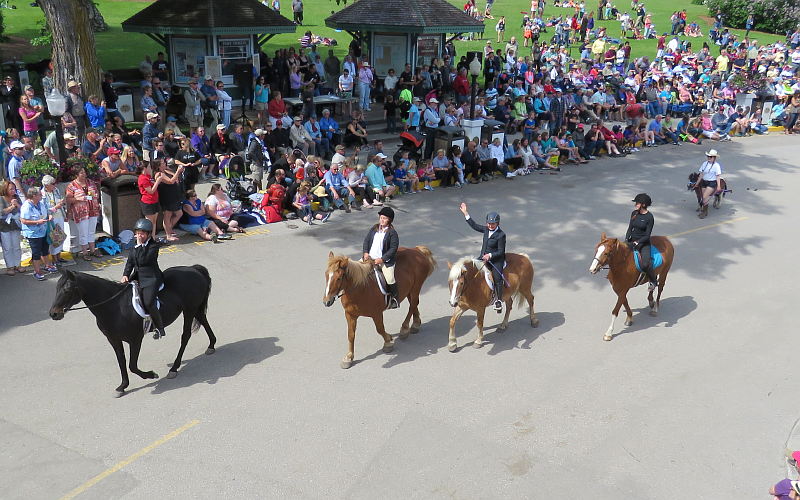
[{"x1": 38, "y1": 0, "x2": 102, "y2": 97}]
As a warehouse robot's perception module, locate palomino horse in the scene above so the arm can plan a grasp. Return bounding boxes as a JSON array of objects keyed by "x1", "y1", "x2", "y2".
[
  {"x1": 323, "y1": 246, "x2": 436, "y2": 369},
  {"x1": 588, "y1": 233, "x2": 675, "y2": 341},
  {"x1": 446, "y1": 253, "x2": 539, "y2": 352},
  {"x1": 49, "y1": 266, "x2": 217, "y2": 397}
]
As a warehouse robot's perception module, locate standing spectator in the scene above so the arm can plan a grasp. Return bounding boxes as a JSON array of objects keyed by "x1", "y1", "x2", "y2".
[
  {"x1": 384, "y1": 68, "x2": 399, "y2": 99},
  {"x1": 151, "y1": 77, "x2": 169, "y2": 121},
  {"x1": 183, "y1": 79, "x2": 205, "y2": 135},
  {"x1": 246, "y1": 128, "x2": 270, "y2": 190},
  {"x1": 155, "y1": 159, "x2": 184, "y2": 242},
  {"x1": 6, "y1": 140, "x2": 25, "y2": 195},
  {"x1": 141, "y1": 85, "x2": 158, "y2": 118},
  {"x1": 358, "y1": 63, "x2": 374, "y2": 112},
  {"x1": 41, "y1": 175, "x2": 68, "y2": 265},
  {"x1": 66, "y1": 80, "x2": 87, "y2": 140},
  {"x1": 102, "y1": 73, "x2": 122, "y2": 123},
  {"x1": 495, "y1": 16, "x2": 506, "y2": 43},
  {"x1": 141, "y1": 112, "x2": 161, "y2": 160},
  {"x1": 65, "y1": 167, "x2": 101, "y2": 261},
  {"x1": 151, "y1": 52, "x2": 169, "y2": 81},
  {"x1": 254, "y1": 76, "x2": 270, "y2": 127},
  {"x1": 136, "y1": 161, "x2": 164, "y2": 240},
  {"x1": 292, "y1": 0, "x2": 304, "y2": 24},
  {"x1": 84, "y1": 95, "x2": 106, "y2": 130},
  {"x1": 200, "y1": 76, "x2": 220, "y2": 130},
  {"x1": 384, "y1": 94, "x2": 399, "y2": 134},
  {"x1": 1, "y1": 76, "x2": 22, "y2": 133},
  {"x1": 20, "y1": 187, "x2": 57, "y2": 281},
  {"x1": 0, "y1": 180, "x2": 23, "y2": 275},
  {"x1": 18, "y1": 95, "x2": 42, "y2": 140},
  {"x1": 174, "y1": 137, "x2": 203, "y2": 190},
  {"x1": 324, "y1": 50, "x2": 341, "y2": 90},
  {"x1": 216, "y1": 81, "x2": 233, "y2": 129}
]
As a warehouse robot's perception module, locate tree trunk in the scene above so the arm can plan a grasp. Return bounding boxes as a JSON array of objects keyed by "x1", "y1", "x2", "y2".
[
  {"x1": 38, "y1": 0, "x2": 102, "y2": 97},
  {"x1": 82, "y1": 0, "x2": 109, "y2": 33}
]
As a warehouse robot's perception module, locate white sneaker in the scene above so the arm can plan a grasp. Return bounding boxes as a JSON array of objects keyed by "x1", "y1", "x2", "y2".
[{"x1": 506, "y1": 172, "x2": 516, "y2": 178}]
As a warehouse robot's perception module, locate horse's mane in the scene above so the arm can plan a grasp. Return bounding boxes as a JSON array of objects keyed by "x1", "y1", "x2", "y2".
[
  {"x1": 448, "y1": 256, "x2": 476, "y2": 282},
  {"x1": 327, "y1": 255, "x2": 373, "y2": 288},
  {"x1": 74, "y1": 270, "x2": 127, "y2": 290}
]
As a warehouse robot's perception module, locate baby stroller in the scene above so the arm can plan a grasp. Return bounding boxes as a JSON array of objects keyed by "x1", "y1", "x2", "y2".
[
  {"x1": 224, "y1": 156, "x2": 256, "y2": 209},
  {"x1": 393, "y1": 130, "x2": 425, "y2": 166},
  {"x1": 687, "y1": 172, "x2": 731, "y2": 209}
]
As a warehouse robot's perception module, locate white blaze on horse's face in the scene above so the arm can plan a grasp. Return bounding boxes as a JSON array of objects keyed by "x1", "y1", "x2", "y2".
[
  {"x1": 589, "y1": 244, "x2": 605, "y2": 274},
  {"x1": 449, "y1": 277, "x2": 459, "y2": 307},
  {"x1": 325, "y1": 272, "x2": 333, "y2": 298}
]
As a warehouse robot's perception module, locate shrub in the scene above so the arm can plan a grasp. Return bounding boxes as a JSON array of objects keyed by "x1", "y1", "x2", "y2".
[{"x1": 705, "y1": 0, "x2": 800, "y2": 35}]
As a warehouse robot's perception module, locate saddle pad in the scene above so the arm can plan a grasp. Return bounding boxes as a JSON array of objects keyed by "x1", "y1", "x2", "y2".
[
  {"x1": 633, "y1": 246, "x2": 663, "y2": 272},
  {"x1": 132, "y1": 282, "x2": 164, "y2": 319}
]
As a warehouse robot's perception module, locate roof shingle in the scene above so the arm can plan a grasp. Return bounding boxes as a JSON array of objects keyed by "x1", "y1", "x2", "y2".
[{"x1": 326, "y1": 0, "x2": 484, "y2": 33}]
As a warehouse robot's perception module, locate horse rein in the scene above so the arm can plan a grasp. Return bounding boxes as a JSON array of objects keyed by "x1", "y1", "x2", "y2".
[{"x1": 65, "y1": 284, "x2": 131, "y2": 312}]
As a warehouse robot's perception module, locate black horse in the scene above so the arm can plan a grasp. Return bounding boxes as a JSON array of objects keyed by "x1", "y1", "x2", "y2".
[{"x1": 49, "y1": 265, "x2": 217, "y2": 397}]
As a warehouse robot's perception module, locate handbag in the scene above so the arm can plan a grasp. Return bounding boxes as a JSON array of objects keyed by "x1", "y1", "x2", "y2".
[{"x1": 46, "y1": 221, "x2": 66, "y2": 248}]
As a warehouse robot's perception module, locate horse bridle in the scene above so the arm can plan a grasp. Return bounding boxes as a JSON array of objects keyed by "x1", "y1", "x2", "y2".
[{"x1": 64, "y1": 284, "x2": 130, "y2": 312}]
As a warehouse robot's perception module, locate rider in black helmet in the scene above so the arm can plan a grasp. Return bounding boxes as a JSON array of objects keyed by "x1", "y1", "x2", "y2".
[
  {"x1": 363, "y1": 206, "x2": 401, "y2": 309},
  {"x1": 626, "y1": 193, "x2": 658, "y2": 290},
  {"x1": 121, "y1": 218, "x2": 168, "y2": 339},
  {"x1": 459, "y1": 202, "x2": 507, "y2": 312}
]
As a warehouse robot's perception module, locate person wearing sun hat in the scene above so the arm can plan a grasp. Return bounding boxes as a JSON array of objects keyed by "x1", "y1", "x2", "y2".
[
  {"x1": 65, "y1": 80, "x2": 87, "y2": 140},
  {"x1": 692, "y1": 149, "x2": 723, "y2": 219}
]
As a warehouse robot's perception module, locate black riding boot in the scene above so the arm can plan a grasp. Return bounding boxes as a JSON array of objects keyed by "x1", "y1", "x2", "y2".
[
  {"x1": 386, "y1": 283, "x2": 400, "y2": 309},
  {"x1": 149, "y1": 307, "x2": 167, "y2": 339},
  {"x1": 493, "y1": 283, "x2": 503, "y2": 313}
]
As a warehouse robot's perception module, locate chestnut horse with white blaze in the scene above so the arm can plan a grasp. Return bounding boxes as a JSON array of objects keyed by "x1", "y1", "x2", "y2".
[
  {"x1": 323, "y1": 246, "x2": 436, "y2": 369},
  {"x1": 446, "y1": 253, "x2": 538, "y2": 352},
  {"x1": 588, "y1": 232, "x2": 675, "y2": 341}
]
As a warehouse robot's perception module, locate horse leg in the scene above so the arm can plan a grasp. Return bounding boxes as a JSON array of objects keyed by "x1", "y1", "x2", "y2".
[
  {"x1": 622, "y1": 295, "x2": 634, "y2": 327},
  {"x1": 603, "y1": 296, "x2": 624, "y2": 341},
  {"x1": 498, "y1": 293, "x2": 513, "y2": 331},
  {"x1": 197, "y1": 311, "x2": 217, "y2": 355},
  {"x1": 167, "y1": 316, "x2": 194, "y2": 379},
  {"x1": 474, "y1": 308, "x2": 486, "y2": 348},
  {"x1": 107, "y1": 337, "x2": 130, "y2": 397},
  {"x1": 399, "y1": 303, "x2": 414, "y2": 339},
  {"x1": 341, "y1": 314, "x2": 357, "y2": 369},
  {"x1": 653, "y1": 279, "x2": 665, "y2": 316},
  {"x1": 410, "y1": 292, "x2": 422, "y2": 333},
  {"x1": 372, "y1": 315, "x2": 394, "y2": 353},
  {"x1": 448, "y1": 306, "x2": 466, "y2": 352},
  {"x1": 525, "y1": 289, "x2": 539, "y2": 327},
  {"x1": 128, "y1": 337, "x2": 159, "y2": 381}
]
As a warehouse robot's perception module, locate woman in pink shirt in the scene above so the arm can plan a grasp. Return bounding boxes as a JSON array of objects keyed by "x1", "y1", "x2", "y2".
[{"x1": 18, "y1": 95, "x2": 41, "y2": 138}]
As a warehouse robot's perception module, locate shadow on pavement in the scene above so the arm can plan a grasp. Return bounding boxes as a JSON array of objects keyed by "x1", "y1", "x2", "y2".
[
  {"x1": 607, "y1": 295, "x2": 698, "y2": 340},
  {"x1": 138, "y1": 337, "x2": 283, "y2": 394}
]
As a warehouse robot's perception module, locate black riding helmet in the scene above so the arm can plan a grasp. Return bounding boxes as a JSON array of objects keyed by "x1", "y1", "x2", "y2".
[
  {"x1": 632, "y1": 193, "x2": 652, "y2": 207},
  {"x1": 486, "y1": 212, "x2": 500, "y2": 224},
  {"x1": 378, "y1": 206, "x2": 395, "y2": 222},
  {"x1": 134, "y1": 218, "x2": 154, "y2": 232}
]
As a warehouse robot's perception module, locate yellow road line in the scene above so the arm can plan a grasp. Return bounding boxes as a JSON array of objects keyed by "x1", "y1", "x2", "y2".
[
  {"x1": 668, "y1": 216, "x2": 749, "y2": 238},
  {"x1": 60, "y1": 419, "x2": 200, "y2": 500}
]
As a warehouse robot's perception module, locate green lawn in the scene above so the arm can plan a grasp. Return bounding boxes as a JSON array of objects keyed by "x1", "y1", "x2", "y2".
[{"x1": 0, "y1": 0, "x2": 785, "y2": 74}]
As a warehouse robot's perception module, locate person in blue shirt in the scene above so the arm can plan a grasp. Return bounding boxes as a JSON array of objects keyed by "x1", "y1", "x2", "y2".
[
  {"x1": 318, "y1": 108, "x2": 340, "y2": 156},
  {"x1": 323, "y1": 162, "x2": 356, "y2": 212},
  {"x1": 407, "y1": 97, "x2": 422, "y2": 131},
  {"x1": 19, "y1": 187, "x2": 56, "y2": 280},
  {"x1": 364, "y1": 154, "x2": 396, "y2": 203},
  {"x1": 84, "y1": 95, "x2": 106, "y2": 130},
  {"x1": 304, "y1": 116, "x2": 329, "y2": 160}
]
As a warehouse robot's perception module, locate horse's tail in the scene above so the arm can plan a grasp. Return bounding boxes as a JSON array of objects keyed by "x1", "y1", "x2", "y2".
[
  {"x1": 191, "y1": 264, "x2": 212, "y2": 333},
  {"x1": 415, "y1": 245, "x2": 437, "y2": 276}
]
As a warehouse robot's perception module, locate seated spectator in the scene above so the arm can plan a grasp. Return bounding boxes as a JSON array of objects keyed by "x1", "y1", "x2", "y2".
[
  {"x1": 597, "y1": 121, "x2": 624, "y2": 156},
  {"x1": 416, "y1": 159, "x2": 436, "y2": 191},
  {"x1": 267, "y1": 90, "x2": 292, "y2": 128},
  {"x1": 343, "y1": 116, "x2": 368, "y2": 148},
  {"x1": 348, "y1": 164, "x2": 376, "y2": 208},
  {"x1": 305, "y1": 115, "x2": 329, "y2": 159},
  {"x1": 293, "y1": 181, "x2": 330, "y2": 224},
  {"x1": 100, "y1": 147, "x2": 134, "y2": 179},
  {"x1": 431, "y1": 148, "x2": 458, "y2": 186},
  {"x1": 290, "y1": 116, "x2": 316, "y2": 156},
  {"x1": 711, "y1": 108, "x2": 733, "y2": 140},
  {"x1": 323, "y1": 162, "x2": 356, "y2": 212},
  {"x1": 228, "y1": 123, "x2": 247, "y2": 154},
  {"x1": 649, "y1": 115, "x2": 678, "y2": 145},
  {"x1": 205, "y1": 183, "x2": 244, "y2": 233},
  {"x1": 488, "y1": 138, "x2": 515, "y2": 178},
  {"x1": 393, "y1": 157, "x2": 416, "y2": 193},
  {"x1": 82, "y1": 129, "x2": 107, "y2": 162},
  {"x1": 268, "y1": 120, "x2": 293, "y2": 153},
  {"x1": 318, "y1": 108, "x2": 340, "y2": 158},
  {"x1": 476, "y1": 138, "x2": 501, "y2": 180},
  {"x1": 179, "y1": 190, "x2": 228, "y2": 242},
  {"x1": 518, "y1": 137, "x2": 544, "y2": 169},
  {"x1": 364, "y1": 154, "x2": 394, "y2": 203}
]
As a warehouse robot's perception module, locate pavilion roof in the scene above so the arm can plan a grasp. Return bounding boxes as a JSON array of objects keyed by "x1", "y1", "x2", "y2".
[{"x1": 325, "y1": 0, "x2": 485, "y2": 34}]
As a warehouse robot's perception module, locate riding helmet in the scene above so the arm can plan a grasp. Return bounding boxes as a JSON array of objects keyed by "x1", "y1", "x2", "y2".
[
  {"x1": 134, "y1": 218, "x2": 154, "y2": 233},
  {"x1": 378, "y1": 206, "x2": 395, "y2": 222},
  {"x1": 632, "y1": 193, "x2": 652, "y2": 207},
  {"x1": 486, "y1": 212, "x2": 501, "y2": 224}
]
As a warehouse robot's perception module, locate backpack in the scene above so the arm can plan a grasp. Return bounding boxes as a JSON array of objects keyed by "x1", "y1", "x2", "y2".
[{"x1": 261, "y1": 183, "x2": 286, "y2": 211}]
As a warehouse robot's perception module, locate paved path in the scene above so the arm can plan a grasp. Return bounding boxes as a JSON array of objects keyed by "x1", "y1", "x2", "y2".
[{"x1": 1, "y1": 135, "x2": 798, "y2": 499}]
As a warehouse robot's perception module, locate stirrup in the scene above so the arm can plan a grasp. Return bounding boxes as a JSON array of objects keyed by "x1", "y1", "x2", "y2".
[
  {"x1": 494, "y1": 299, "x2": 503, "y2": 312},
  {"x1": 387, "y1": 297, "x2": 400, "y2": 309}
]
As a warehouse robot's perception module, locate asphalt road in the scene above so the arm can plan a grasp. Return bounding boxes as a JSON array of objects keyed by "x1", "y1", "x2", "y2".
[{"x1": 1, "y1": 135, "x2": 798, "y2": 499}]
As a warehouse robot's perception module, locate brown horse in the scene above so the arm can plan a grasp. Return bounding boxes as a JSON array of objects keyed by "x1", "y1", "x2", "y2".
[
  {"x1": 446, "y1": 253, "x2": 539, "y2": 352},
  {"x1": 323, "y1": 246, "x2": 436, "y2": 369},
  {"x1": 588, "y1": 233, "x2": 675, "y2": 341}
]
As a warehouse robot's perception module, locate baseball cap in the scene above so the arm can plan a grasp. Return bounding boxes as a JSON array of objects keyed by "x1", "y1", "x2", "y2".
[
  {"x1": 255, "y1": 128, "x2": 265, "y2": 136},
  {"x1": 23, "y1": 85, "x2": 33, "y2": 92},
  {"x1": 9, "y1": 140, "x2": 24, "y2": 149},
  {"x1": 375, "y1": 153, "x2": 387, "y2": 159},
  {"x1": 429, "y1": 98, "x2": 439, "y2": 103},
  {"x1": 67, "y1": 80, "x2": 81, "y2": 88},
  {"x1": 216, "y1": 124, "x2": 226, "y2": 130},
  {"x1": 63, "y1": 133, "x2": 77, "y2": 140},
  {"x1": 167, "y1": 115, "x2": 177, "y2": 122},
  {"x1": 107, "y1": 147, "x2": 121, "y2": 155},
  {"x1": 204, "y1": 75, "x2": 213, "y2": 81},
  {"x1": 146, "y1": 112, "x2": 159, "y2": 120}
]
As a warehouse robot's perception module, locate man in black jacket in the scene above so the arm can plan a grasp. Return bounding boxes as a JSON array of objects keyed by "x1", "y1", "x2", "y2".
[
  {"x1": 459, "y1": 202, "x2": 506, "y2": 312},
  {"x1": 362, "y1": 207, "x2": 400, "y2": 309},
  {"x1": 121, "y1": 219, "x2": 167, "y2": 339}
]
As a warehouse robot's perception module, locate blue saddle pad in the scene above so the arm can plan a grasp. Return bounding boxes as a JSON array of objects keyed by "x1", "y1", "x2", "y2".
[{"x1": 634, "y1": 246, "x2": 663, "y2": 272}]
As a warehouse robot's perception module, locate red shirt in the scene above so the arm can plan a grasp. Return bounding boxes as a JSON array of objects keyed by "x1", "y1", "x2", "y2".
[{"x1": 138, "y1": 174, "x2": 159, "y2": 204}]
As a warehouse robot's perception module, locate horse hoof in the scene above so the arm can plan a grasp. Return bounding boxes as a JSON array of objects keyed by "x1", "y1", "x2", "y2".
[
  {"x1": 205, "y1": 348, "x2": 216, "y2": 355},
  {"x1": 399, "y1": 330, "x2": 410, "y2": 340},
  {"x1": 473, "y1": 340, "x2": 483, "y2": 349},
  {"x1": 113, "y1": 390, "x2": 125, "y2": 398},
  {"x1": 410, "y1": 326, "x2": 420, "y2": 334},
  {"x1": 497, "y1": 325, "x2": 507, "y2": 332},
  {"x1": 624, "y1": 319, "x2": 633, "y2": 327},
  {"x1": 340, "y1": 359, "x2": 352, "y2": 369},
  {"x1": 531, "y1": 318, "x2": 540, "y2": 328},
  {"x1": 167, "y1": 371, "x2": 178, "y2": 379},
  {"x1": 382, "y1": 343, "x2": 394, "y2": 353},
  {"x1": 448, "y1": 343, "x2": 458, "y2": 352},
  {"x1": 649, "y1": 310, "x2": 658, "y2": 317},
  {"x1": 603, "y1": 335, "x2": 613, "y2": 341}
]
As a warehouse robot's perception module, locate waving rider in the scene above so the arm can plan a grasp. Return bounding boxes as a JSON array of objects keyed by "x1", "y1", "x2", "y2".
[
  {"x1": 121, "y1": 218, "x2": 167, "y2": 339},
  {"x1": 363, "y1": 207, "x2": 400, "y2": 309},
  {"x1": 459, "y1": 202, "x2": 506, "y2": 312}
]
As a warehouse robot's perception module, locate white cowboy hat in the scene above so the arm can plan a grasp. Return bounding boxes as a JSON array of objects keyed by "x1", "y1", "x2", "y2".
[{"x1": 705, "y1": 149, "x2": 719, "y2": 157}]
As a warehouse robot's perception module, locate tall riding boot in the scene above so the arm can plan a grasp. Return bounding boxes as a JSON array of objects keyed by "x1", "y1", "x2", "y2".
[
  {"x1": 493, "y1": 283, "x2": 503, "y2": 312},
  {"x1": 387, "y1": 283, "x2": 400, "y2": 309},
  {"x1": 149, "y1": 307, "x2": 167, "y2": 339}
]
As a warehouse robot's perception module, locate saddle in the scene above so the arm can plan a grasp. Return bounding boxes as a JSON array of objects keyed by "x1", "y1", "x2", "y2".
[
  {"x1": 131, "y1": 281, "x2": 164, "y2": 333},
  {"x1": 475, "y1": 259, "x2": 508, "y2": 289},
  {"x1": 632, "y1": 247, "x2": 662, "y2": 287},
  {"x1": 373, "y1": 267, "x2": 389, "y2": 296}
]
